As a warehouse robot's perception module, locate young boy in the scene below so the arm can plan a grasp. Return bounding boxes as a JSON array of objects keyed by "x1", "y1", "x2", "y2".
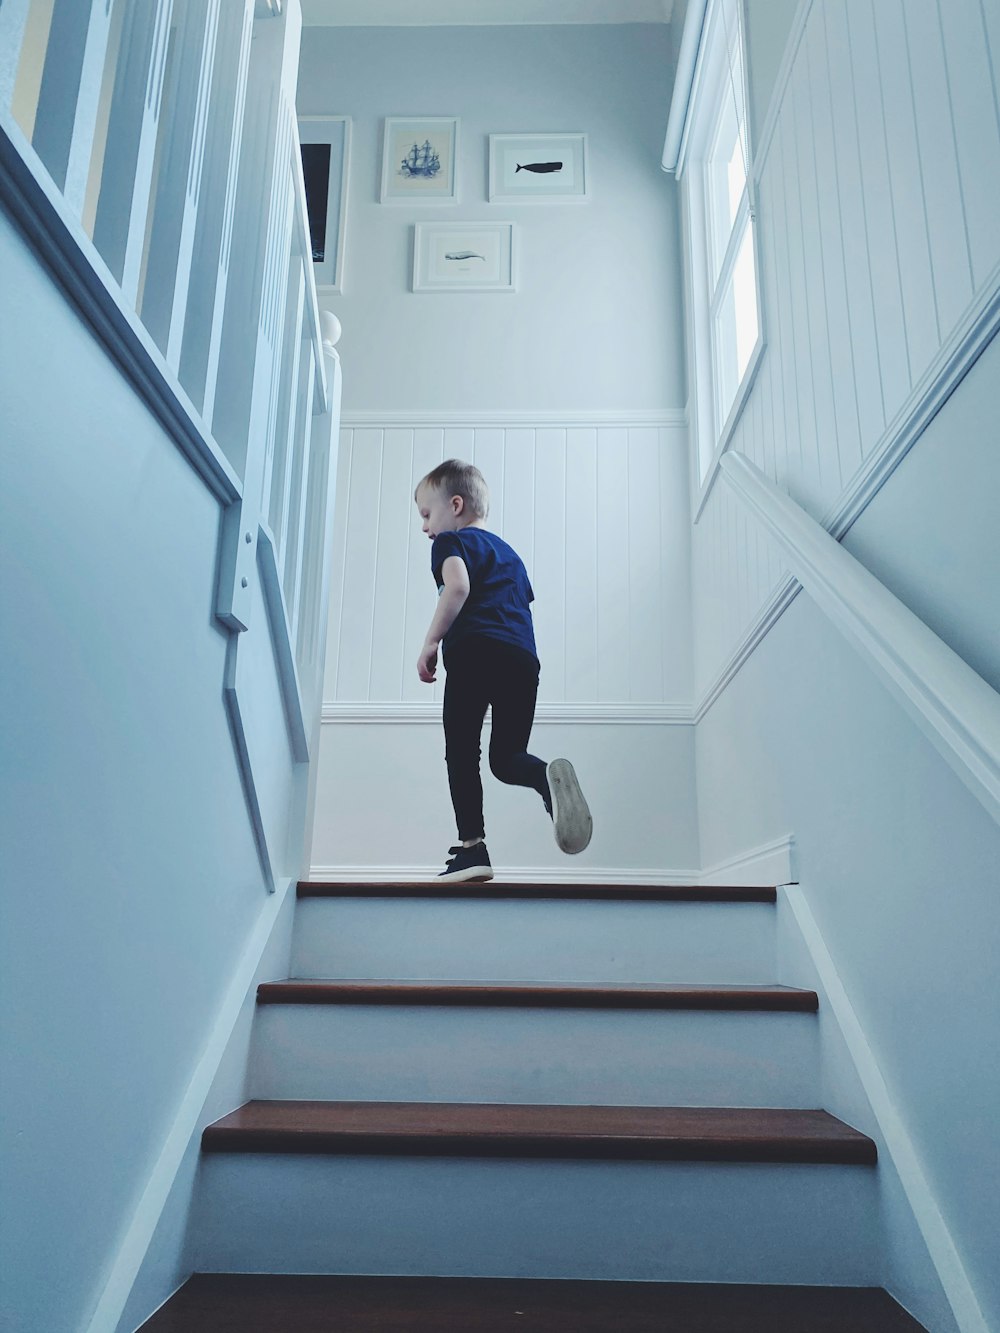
[{"x1": 415, "y1": 459, "x2": 592, "y2": 882}]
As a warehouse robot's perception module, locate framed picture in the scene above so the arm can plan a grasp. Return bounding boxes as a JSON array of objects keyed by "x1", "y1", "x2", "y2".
[
  {"x1": 381, "y1": 117, "x2": 459, "y2": 204},
  {"x1": 489, "y1": 133, "x2": 589, "y2": 202},
  {"x1": 413, "y1": 222, "x2": 516, "y2": 293},
  {"x1": 298, "y1": 116, "x2": 351, "y2": 291}
]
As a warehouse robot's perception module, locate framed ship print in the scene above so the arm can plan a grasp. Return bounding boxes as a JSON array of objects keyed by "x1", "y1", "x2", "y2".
[
  {"x1": 489, "y1": 133, "x2": 589, "y2": 202},
  {"x1": 298, "y1": 116, "x2": 351, "y2": 291},
  {"x1": 412, "y1": 222, "x2": 516, "y2": 293},
  {"x1": 381, "y1": 117, "x2": 459, "y2": 203}
]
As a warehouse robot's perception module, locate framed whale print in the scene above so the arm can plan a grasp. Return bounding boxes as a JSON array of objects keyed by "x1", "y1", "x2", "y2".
[
  {"x1": 489, "y1": 133, "x2": 588, "y2": 202},
  {"x1": 413, "y1": 222, "x2": 516, "y2": 293},
  {"x1": 298, "y1": 116, "x2": 351, "y2": 291},
  {"x1": 381, "y1": 117, "x2": 459, "y2": 203}
]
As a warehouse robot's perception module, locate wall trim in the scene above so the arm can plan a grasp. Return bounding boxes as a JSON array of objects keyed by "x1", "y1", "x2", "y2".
[
  {"x1": 308, "y1": 865, "x2": 703, "y2": 885},
  {"x1": 258, "y1": 525, "x2": 309, "y2": 762},
  {"x1": 322, "y1": 702, "x2": 695, "y2": 725},
  {"x1": 223, "y1": 635, "x2": 277, "y2": 893},
  {"x1": 827, "y1": 257, "x2": 1000, "y2": 541},
  {"x1": 695, "y1": 253, "x2": 1000, "y2": 720},
  {"x1": 783, "y1": 886, "x2": 989, "y2": 1333},
  {"x1": 750, "y1": 0, "x2": 815, "y2": 187},
  {"x1": 695, "y1": 576, "x2": 800, "y2": 721},
  {"x1": 84, "y1": 876, "x2": 297, "y2": 1333},
  {"x1": 340, "y1": 409, "x2": 688, "y2": 429},
  {"x1": 0, "y1": 111, "x2": 240, "y2": 507},
  {"x1": 700, "y1": 834, "x2": 796, "y2": 886}
]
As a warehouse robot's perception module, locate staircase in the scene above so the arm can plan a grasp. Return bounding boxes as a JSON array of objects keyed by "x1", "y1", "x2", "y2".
[{"x1": 140, "y1": 881, "x2": 928, "y2": 1330}]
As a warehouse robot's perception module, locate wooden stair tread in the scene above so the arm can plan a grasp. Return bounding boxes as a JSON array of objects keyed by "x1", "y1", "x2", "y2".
[
  {"x1": 202, "y1": 1101, "x2": 876, "y2": 1164},
  {"x1": 299, "y1": 881, "x2": 777, "y2": 902},
  {"x1": 257, "y1": 980, "x2": 818, "y2": 1011},
  {"x1": 137, "y1": 1275, "x2": 928, "y2": 1332}
]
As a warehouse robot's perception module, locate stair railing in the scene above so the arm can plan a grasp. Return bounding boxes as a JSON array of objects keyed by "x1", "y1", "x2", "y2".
[
  {"x1": 0, "y1": 0, "x2": 340, "y2": 787},
  {"x1": 720, "y1": 452, "x2": 1000, "y2": 829}
]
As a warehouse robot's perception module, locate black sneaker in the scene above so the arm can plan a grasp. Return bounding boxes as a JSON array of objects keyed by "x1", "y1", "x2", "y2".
[
  {"x1": 438, "y1": 843, "x2": 494, "y2": 882},
  {"x1": 546, "y1": 759, "x2": 593, "y2": 854}
]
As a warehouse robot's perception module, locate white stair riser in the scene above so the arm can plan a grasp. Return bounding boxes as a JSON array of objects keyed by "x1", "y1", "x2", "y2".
[
  {"x1": 250, "y1": 1006, "x2": 820, "y2": 1106},
  {"x1": 190, "y1": 1155, "x2": 881, "y2": 1285},
  {"x1": 291, "y1": 899, "x2": 777, "y2": 983}
]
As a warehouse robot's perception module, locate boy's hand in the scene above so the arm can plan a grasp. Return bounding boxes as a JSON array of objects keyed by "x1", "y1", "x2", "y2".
[{"x1": 418, "y1": 642, "x2": 438, "y2": 683}]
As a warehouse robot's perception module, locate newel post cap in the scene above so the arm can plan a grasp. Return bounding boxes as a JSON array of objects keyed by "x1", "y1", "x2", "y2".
[{"x1": 320, "y1": 310, "x2": 342, "y2": 349}]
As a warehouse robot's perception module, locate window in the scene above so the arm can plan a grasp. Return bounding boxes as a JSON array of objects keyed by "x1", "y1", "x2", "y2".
[{"x1": 677, "y1": 0, "x2": 762, "y2": 491}]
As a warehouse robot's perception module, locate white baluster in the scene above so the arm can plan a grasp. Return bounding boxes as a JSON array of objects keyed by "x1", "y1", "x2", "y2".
[
  {"x1": 284, "y1": 342, "x2": 316, "y2": 636},
  {"x1": 90, "y1": 0, "x2": 172, "y2": 300},
  {"x1": 140, "y1": 0, "x2": 221, "y2": 360},
  {"x1": 0, "y1": 0, "x2": 34, "y2": 117},
  {"x1": 215, "y1": 5, "x2": 301, "y2": 632},
  {"x1": 262, "y1": 234, "x2": 302, "y2": 533},
  {"x1": 176, "y1": 0, "x2": 252, "y2": 420},
  {"x1": 30, "y1": 0, "x2": 106, "y2": 194},
  {"x1": 60, "y1": 0, "x2": 115, "y2": 218}
]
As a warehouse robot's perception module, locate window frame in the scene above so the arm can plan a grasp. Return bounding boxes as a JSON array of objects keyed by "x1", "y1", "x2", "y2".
[{"x1": 679, "y1": 0, "x2": 765, "y2": 521}]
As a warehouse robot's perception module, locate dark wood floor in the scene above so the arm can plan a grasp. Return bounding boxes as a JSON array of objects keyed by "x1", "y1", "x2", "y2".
[{"x1": 138, "y1": 1275, "x2": 929, "y2": 1332}]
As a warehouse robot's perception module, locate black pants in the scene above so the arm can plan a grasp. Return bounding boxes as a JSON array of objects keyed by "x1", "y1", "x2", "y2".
[{"x1": 442, "y1": 636, "x2": 548, "y2": 842}]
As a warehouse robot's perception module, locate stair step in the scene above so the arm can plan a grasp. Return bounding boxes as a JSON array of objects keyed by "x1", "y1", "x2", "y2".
[
  {"x1": 291, "y1": 895, "x2": 778, "y2": 983},
  {"x1": 250, "y1": 994, "x2": 819, "y2": 1105},
  {"x1": 257, "y1": 980, "x2": 818, "y2": 1009},
  {"x1": 202, "y1": 1101, "x2": 876, "y2": 1164},
  {"x1": 300, "y1": 881, "x2": 777, "y2": 901},
  {"x1": 138, "y1": 1274, "x2": 929, "y2": 1332}
]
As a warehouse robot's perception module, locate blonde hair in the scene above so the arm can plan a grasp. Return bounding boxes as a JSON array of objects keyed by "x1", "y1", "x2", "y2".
[{"x1": 415, "y1": 459, "x2": 490, "y2": 519}]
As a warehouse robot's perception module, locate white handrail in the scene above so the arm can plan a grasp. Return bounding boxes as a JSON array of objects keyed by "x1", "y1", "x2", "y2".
[{"x1": 720, "y1": 452, "x2": 1000, "y2": 829}]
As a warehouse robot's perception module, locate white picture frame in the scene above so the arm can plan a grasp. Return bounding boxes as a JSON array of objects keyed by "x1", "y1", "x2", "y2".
[
  {"x1": 488, "y1": 133, "x2": 589, "y2": 202},
  {"x1": 381, "y1": 117, "x2": 459, "y2": 204},
  {"x1": 412, "y1": 222, "x2": 516, "y2": 293},
  {"x1": 298, "y1": 115, "x2": 351, "y2": 292}
]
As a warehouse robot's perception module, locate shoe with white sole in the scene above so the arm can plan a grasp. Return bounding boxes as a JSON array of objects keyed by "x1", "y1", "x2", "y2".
[
  {"x1": 546, "y1": 758, "x2": 593, "y2": 854},
  {"x1": 438, "y1": 843, "x2": 494, "y2": 882}
]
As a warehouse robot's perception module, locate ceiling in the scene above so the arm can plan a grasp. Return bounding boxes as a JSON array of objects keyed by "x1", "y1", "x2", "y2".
[{"x1": 300, "y1": 0, "x2": 673, "y2": 26}]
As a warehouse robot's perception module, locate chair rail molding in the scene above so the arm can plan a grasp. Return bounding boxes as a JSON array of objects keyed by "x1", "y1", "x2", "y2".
[
  {"x1": 339, "y1": 409, "x2": 687, "y2": 429},
  {"x1": 720, "y1": 453, "x2": 1000, "y2": 831}
]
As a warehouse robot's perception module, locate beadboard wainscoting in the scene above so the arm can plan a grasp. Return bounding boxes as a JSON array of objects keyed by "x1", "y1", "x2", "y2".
[
  {"x1": 691, "y1": 0, "x2": 1000, "y2": 709},
  {"x1": 312, "y1": 414, "x2": 696, "y2": 877},
  {"x1": 325, "y1": 415, "x2": 693, "y2": 709}
]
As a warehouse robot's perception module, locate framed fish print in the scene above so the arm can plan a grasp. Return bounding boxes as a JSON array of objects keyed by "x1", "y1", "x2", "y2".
[
  {"x1": 412, "y1": 222, "x2": 516, "y2": 293},
  {"x1": 381, "y1": 117, "x2": 459, "y2": 203},
  {"x1": 488, "y1": 133, "x2": 589, "y2": 202},
  {"x1": 298, "y1": 116, "x2": 351, "y2": 291}
]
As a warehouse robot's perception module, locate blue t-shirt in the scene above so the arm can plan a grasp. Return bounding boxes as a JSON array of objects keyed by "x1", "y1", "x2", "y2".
[{"x1": 431, "y1": 528, "x2": 537, "y2": 662}]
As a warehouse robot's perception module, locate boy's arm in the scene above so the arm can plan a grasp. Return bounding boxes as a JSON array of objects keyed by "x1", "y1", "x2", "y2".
[{"x1": 418, "y1": 555, "x2": 470, "y2": 683}]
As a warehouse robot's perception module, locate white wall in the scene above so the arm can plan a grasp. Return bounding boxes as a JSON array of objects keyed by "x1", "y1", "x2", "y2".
[
  {"x1": 698, "y1": 589, "x2": 1000, "y2": 1333},
  {"x1": 743, "y1": 0, "x2": 799, "y2": 144},
  {"x1": 0, "y1": 203, "x2": 299, "y2": 1331},
  {"x1": 691, "y1": 0, "x2": 1000, "y2": 706},
  {"x1": 687, "y1": 1, "x2": 1000, "y2": 1327},
  {"x1": 298, "y1": 23, "x2": 685, "y2": 413}
]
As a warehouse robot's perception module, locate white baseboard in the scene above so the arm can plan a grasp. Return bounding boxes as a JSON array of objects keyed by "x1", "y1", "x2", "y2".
[
  {"x1": 699, "y1": 835, "x2": 796, "y2": 886},
  {"x1": 783, "y1": 886, "x2": 988, "y2": 1333},
  {"x1": 85, "y1": 878, "x2": 297, "y2": 1333},
  {"x1": 340, "y1": 409, "x2": 687, "y2": 428}
]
